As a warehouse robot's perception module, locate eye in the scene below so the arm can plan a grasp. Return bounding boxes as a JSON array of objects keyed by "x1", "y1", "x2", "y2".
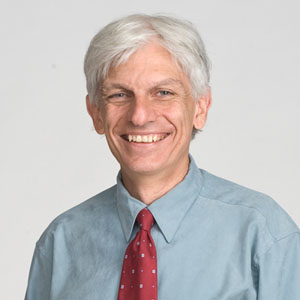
[
  {"x1": 105, "y1": 92, "x2": 130, "y2": 104},
  {"x1": 109, "y1": 93, "x2": 126, "y2": 99},
  {"x1": 158, "y1": 90, "x2": 173, "y2": 96}
]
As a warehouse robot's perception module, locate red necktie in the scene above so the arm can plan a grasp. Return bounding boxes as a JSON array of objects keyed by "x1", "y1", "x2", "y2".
[{"x1": 118, "y1": 208, "x2": 157, "y2": 300}]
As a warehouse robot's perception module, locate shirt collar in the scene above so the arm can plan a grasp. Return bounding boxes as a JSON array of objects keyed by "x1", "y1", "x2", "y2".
[{"x1": 116, "y1": 154, "x2": 203, "y2": 243}]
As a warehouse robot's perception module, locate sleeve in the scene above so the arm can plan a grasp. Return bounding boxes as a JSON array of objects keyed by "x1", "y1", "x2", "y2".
[
  {"x1": 256, "y1": 232, "x2": 300, "y2": 300},
  {"x1": 25, "y1": 245, "x2": 53, "y2": 300}
]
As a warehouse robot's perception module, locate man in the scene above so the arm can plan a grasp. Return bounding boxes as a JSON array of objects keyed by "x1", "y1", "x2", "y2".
[{"x1": 25, "y1": 14, "x2": 300, "y2": 300}]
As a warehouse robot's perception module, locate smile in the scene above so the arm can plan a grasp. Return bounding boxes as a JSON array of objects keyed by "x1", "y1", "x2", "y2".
[{"x1": 122, "y1": 134, "x2": 168, "y2": 143}]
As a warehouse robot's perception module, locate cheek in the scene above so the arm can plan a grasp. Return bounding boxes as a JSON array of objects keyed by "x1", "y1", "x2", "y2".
[
  {"x1": 185, "y1": 102, "x2": 197, "y2": 124},
  {"x1": 167, "y1": 103, "x2": 195, "y2": 129},
  {"x1": 103, "y1": 105, "x2": 128, "y2": 131}
]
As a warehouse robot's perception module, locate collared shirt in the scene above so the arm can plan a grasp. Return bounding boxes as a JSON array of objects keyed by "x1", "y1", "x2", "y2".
[{"x1": 25, "y1": 156, "x2": 300, "y2": 300}]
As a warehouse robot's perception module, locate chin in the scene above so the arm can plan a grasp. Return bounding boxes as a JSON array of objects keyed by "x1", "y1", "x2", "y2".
[{"x1": 121, "y1": 159, "x2": 168, "y2": 176}]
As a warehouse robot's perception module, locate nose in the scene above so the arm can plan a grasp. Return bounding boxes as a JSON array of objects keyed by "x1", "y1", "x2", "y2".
[{"x1": 127, "y1": 95, "x2": 156, "y2": 126}]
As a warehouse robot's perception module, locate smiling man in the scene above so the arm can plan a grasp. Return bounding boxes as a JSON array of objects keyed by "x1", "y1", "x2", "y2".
[
  {"x1": 87, "y1": 41, "x2": 209, "y2": 204},
  {"x1": 25, "y1": 14, "x2": 300, "y2": 300}
]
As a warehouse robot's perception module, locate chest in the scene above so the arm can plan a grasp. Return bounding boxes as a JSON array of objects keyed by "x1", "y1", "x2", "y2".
[{"x1": 51, "y1": 227, "x2": 258, "y2": 300}]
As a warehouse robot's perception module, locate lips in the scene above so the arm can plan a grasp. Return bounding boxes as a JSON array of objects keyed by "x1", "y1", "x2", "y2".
[{"x1": 122, "y1": 134, "x2": 168, "y2": 143}]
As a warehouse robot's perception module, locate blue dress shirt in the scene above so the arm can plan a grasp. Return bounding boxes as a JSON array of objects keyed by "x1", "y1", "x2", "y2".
[{"x1": 25, "y1": 156, "x2": 300, "y2": 299}]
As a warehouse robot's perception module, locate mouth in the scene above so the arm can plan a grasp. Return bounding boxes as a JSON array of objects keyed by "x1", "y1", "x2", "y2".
[{"x1": 121, "y1": 134, "x2": 169, "y2": 143}]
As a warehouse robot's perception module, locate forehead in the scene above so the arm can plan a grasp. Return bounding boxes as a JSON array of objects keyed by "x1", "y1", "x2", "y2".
[{"x1": 104, "y1": 42, "x2": 189, "y2": 88}]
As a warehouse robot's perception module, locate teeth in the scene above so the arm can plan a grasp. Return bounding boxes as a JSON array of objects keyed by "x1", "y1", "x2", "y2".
[{"x1": 127, "y1": 134, "x2": 166, "y2": 143}]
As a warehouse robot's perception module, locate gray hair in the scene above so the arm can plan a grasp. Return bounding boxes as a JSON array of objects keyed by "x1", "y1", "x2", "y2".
[{"x1": 84, "y1": 14, "x2": 210, "y2": 105}]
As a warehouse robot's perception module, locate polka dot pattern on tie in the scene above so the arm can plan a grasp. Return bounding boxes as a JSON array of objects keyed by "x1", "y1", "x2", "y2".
[{"x1": 118, "y1": 208, "x2": 157, "y2": 300}]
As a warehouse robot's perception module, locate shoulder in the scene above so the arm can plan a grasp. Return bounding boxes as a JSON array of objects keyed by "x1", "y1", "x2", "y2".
[
  {"x1": 36, "y1": 185, "x2": 118, "y2": 250},
  {"x1": 198, "y1": 169, "x2": 300, "y2": 241}
]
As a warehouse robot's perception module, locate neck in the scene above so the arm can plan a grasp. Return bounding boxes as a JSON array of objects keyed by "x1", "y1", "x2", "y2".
[{"x1": 121, "y1": 156, "x2": 190, "y2": 205}]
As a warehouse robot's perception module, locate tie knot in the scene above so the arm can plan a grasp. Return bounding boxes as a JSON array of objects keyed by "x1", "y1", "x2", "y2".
[{"x1": 137, "y1": 208, "x2": 154, "y2": 231}]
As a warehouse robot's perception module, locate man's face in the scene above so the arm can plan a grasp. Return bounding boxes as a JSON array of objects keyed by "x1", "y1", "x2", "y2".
[{"x1": 87, "y1": 43, "x2": 210, "y2": 179}]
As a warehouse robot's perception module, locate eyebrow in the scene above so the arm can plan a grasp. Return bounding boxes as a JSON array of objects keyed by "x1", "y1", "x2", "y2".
[
  {"x1": 101, "y1": 78, "x2": 185, "y2": 93},
  {"x1": 151, "y1": 78, "x2": 184, "y2": 88}
]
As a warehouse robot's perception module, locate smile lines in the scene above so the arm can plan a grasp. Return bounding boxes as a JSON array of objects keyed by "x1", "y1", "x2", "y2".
[{"x1": 123, "y1": 134, "x2": 167, "y2": 143}]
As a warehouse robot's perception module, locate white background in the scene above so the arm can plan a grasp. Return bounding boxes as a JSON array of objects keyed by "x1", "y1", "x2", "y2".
[{"x1": 1, "y1": 0, "x2": 300, "y2": 298}]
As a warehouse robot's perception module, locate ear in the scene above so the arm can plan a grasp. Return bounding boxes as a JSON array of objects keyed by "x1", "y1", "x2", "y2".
[
  {"x1": 86, "y1": 95, "x2": 105, "y2": 135},
  {"x1": 193, "y1": 89, "x2": 212, "y2": 130}
]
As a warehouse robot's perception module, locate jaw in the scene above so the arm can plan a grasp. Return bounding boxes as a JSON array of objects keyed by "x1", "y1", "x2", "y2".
[
  {"x1": 105, "y1": 124, "x2": 192, "y2": 178},
  {"x1": 108, "y1": 132, "x2": 174, "y2": 174}
]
